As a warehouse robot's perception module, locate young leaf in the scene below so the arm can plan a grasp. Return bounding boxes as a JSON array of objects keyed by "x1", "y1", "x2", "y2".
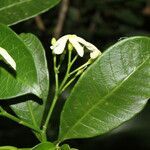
[
  {"x1": 10, "y1": 33, "x2": 49, "y2": 129},
  {"x1": 59, "y1": 36, "x2": 150, "y2": 141},
  {"x1": 0, "y1": 24, "x2": 41, "y2": 99},
  {"x1": 32, "y1": 142, "x2": 55, "y2": 150},
  {"x1": 0, "y1": 0, "x2": 61, "y2": 26}
]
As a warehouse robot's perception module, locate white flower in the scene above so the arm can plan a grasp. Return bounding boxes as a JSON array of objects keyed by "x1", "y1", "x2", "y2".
[
  {"x1": 0, "y1": 47, "x2": 16, "y2": 70},
  {"x1": 50, "y1": 34, "x2": 101, "y2": 59}
]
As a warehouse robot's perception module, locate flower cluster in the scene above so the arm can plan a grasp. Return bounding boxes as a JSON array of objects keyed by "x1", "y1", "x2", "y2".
[{"x1": 50, "y1": 34, "x2": 101, "y2": 59}]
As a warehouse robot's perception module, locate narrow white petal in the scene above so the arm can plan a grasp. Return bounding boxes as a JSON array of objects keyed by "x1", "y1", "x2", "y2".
[
  {"x1": 75, "y1": 36, "x2": 98, "y2": 52},
  {"x1": 75, "y1": 36, "x2": 87, "y2": 45},
  {"x1": 51, "y1": 35, "x2": 68, "y2": 54},
  {"x1": 90, "y1": 49, "x2": 101, "y2": 59},
  {"x1": 69, "y1": 37, "x2": 84, "y2": 57},
  {"x1": 0, "y1": 47, "x2": 16, "y2": 70},
  {"x1": 76, "y1": 36, "x2": 101, "y2": 59},
  {"x1": 86, "y1": 43, "x2": 101, "y2": 59},
  {"x1": 84, "y1": 41, "x2": 99, "y2": 52}
]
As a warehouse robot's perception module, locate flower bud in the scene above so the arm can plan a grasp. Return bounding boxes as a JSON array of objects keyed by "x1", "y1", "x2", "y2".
[
  {"x1": 51, "y1": 37, "x2": 56, "y2": 46},
  {"x1": 68, "y1": 43, "x2": 73, "y2": 51}
]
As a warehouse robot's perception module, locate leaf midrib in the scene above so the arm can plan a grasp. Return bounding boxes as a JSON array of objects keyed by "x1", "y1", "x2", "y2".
[
  {"x1": 27, "y1": 101, "x2": 38, "y2": 128},
  {"x1": 0, "y1": 0, "x2": 32, "y2": 11},
  {"x1": 61, "y1": 56, "x2": 149, "y2": 141}
]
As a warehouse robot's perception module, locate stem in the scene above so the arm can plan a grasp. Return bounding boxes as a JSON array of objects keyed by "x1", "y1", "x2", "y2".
[
  {"x1": 0, "y1": 106, "x2": 3, "y2": 112},
  {"x1": 54, "y1": 55, "x2": 59, "y2": 93},
  {"x1": 0, "y1": 107, "x2": 40, "y2": 133},
  {"x1": 60, "y1": 66, "x2": 85, "y2": 93},
  {"x1": 60, "y1": 75, "x2": 77, "y2": 93},
  {"x1": 17, "y1": 148, "x2": 32, "y2": 150},
  {"x1": 42, "y1": 93, "x2": 58, "y2": 137},
  {"x1": 0, "y1": 146, "x2": 31, "y2": 150},
  {"x1": 70, "y1": 55, "x2": 78, "y2": 66},
  {"x1": 58, "y1": 51, "x2": 66, "y2": 70},
  {"x1": 59, "y1": 50, "x2": 72, "y2": 92},
  {"x1": 0, "y1": 146, "x2": 17, "y2": 150},
  {"x1": 41, "y1": 52, "x2": 78, "y2": 139},
  {"x1": 69, "y1": 60, "x2": 91, "y2": 76},
  {"x1": 42, "y1": 54, "x2": 59, "y2": 138}
]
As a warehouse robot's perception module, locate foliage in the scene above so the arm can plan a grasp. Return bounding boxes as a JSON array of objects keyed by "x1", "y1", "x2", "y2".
[
  {"x1": 0, "y1": 0, "x2": 60, "y2": 25},
  {"x1": 0, "y1": 0, "x2": 149, "y2": 150}
]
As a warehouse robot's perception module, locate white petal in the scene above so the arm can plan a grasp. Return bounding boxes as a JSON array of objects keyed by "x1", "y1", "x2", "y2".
[
  {"x1": 90, "y1": 49, "x2": 101, "y2": 59},
  {"x1": 69, "y1": 37, "x2": 84, "y2": 57},
  {"x1": 83, "y1": 41, "x2": 99, "y2": 52},
  {"x1": 51, "y1": 35, "x2": 68, "y2": 54},
  {"x1": 75, "y1": 36, "x2": 98, "y2": 52},
  {"x1": 75, "y1": 36, "x2": 88, "y2": 44},
  {"x1": 76, "y1": 36, "x2": 101, "y2": 58},
  {"x1": 0, "y1": 47, "x2": 16, "y2": 70}
]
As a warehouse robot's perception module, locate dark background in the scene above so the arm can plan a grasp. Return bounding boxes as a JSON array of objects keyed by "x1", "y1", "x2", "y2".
[{"x1": 0, "y1": 0, "x2": 150, "y2": 149}]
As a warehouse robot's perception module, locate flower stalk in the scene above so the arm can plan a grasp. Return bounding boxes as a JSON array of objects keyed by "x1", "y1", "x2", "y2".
[{"x1": 42, "y1": 34, "x2": 101, "y2": 143}]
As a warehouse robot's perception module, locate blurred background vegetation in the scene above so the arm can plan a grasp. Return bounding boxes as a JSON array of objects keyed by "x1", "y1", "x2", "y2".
[{"x1": 0, "y1": 0, "x2": 150, "y2": 149}]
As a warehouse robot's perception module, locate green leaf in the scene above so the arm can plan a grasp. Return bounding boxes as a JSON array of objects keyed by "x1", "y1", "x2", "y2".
[
  {"x1": 60, "y1": 144, "x2": 70, "y2": 150},
  {"x1": 0, "y1": 24, "x2": 41, "y2": 99},
  {"x1": 0, "y1": 0, "x2": 61, "y2": 26},
  {"x1": 59, "y1": 36, "x2": 150, "y2": 141},
  {"x1": 32, "y1": 142, "x2": 55, "y2": 150},
  {"x1": 60, "y1": 144, "x2": 78, "y2": 150},
  {"x1": 11, "y1": 33, "x2": 49, "y2": 129}
]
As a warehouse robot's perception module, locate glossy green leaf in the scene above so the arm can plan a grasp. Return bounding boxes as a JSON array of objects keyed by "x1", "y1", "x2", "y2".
[
  {"x1": 0, "y1": 24, "x2": 41, "y2": 99},
  {"x1": 10, "y1": 33, "x2": 49, "y2": 128},
  {"x1": 59, "y1": 36, "x2": 150, "y2": 141},
  {"x1": 32, "y1": 142, "x2": 55, "y2": 150},
  {"x1": 0, "y1": 0, "x2": 61, "y2": 26}
]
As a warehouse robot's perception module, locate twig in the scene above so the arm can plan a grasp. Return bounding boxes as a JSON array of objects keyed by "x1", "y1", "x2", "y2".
[
  {"x1": 0, "y1": 107, "x2": 40, "y2": 133},
  {"x1": 54, "y1": 0, "x2": 70, "y2": 38},
  {"x1": 35, "y1": 16, "x2": 45, "y2": 31}
]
